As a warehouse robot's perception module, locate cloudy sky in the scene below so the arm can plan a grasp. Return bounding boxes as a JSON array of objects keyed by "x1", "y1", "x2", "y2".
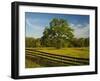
[{"x1": 25, "y1": 12, "x2": 89, "y2": 38}]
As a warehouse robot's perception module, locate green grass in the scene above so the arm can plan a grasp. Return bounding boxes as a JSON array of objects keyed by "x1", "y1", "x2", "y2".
[
  {"x1": 25, "y1": 57, "x2": 41, "y2": 68},
  {"x1": 28, "y1": 47, "x2": 89, "y2": 59}
]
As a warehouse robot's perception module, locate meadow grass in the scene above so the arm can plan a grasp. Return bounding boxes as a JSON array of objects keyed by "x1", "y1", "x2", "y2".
[{"x1": 25, "y1": 57, "x2": 41, "y2": 68}]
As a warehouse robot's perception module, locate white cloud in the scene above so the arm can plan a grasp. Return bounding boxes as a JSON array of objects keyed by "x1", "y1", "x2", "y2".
[
  {"x1": 70, "y1": 23, "x2": 89, "y2": 38},
  {"x1": 26, "y1": 19, "x2": 45, "y2": 38}
]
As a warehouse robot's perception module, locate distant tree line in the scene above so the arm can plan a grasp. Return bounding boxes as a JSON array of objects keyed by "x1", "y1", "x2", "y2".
[
  {"x1": 25, "y1": 38, "x2": 41, "y2": 47},
  {"x1": 25, "y1": 37, "x2": 89, "y2": 48},
  {"x1": 26, "y1": 18, "x2": 89, "y2": 49}
]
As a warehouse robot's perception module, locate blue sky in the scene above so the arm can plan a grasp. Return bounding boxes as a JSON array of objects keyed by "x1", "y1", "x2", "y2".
[{"x1": 25, "y1": 12, "x2": 89, "y2": 38}]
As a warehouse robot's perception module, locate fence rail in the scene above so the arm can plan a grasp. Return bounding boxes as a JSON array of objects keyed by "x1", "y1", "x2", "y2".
[{"x1": 26, "y1": 49, "x2": 89, "y2": 67}]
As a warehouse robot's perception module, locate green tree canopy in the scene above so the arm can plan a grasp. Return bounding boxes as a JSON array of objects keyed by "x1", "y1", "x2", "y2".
[{"x1": 41, "y1": 18, "x2": 74, "y2": 49}]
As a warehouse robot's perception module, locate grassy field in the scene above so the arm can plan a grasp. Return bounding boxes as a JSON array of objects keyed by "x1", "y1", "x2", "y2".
[
  {"x1": 25, "y1": 47, "x2": 89, "y2": 68},
  {"x1": 39, "y1": 47, "x2": 89, "y2": 59}
]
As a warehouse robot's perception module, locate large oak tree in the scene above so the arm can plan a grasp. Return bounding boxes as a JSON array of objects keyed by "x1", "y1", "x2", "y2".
[{"x1": 41, "y1": 18, "x2": 74, "y2": 49}]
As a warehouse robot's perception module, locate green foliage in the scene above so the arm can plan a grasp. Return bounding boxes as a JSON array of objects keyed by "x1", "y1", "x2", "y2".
[
  {"x1": 25, "y1": 37, "x2": 35, "y2": 47},
  {"x1": 25, "y1": 37, "x2": 41, "y2": 48},
  {"x1": 71, "y1": 38, "x2": 89, "y2": 47},
  {"x1": 41, "y1": 18, "x2": 74, "y2": 49}
]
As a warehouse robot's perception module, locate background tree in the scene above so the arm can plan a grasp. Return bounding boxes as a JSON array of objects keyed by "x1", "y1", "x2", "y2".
[
  {"x1": 41, "y1": 18, "x2": 74, "y2": 49},
  {"x1": 26, "y1": 37, "x2": 41, "y2": 47},
  {"x1": 71, "y1": 38, "x2": 89, "y2": 47},
  {"x1": 25, "y1": 37, "x2": 35, "y2": 47}
]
